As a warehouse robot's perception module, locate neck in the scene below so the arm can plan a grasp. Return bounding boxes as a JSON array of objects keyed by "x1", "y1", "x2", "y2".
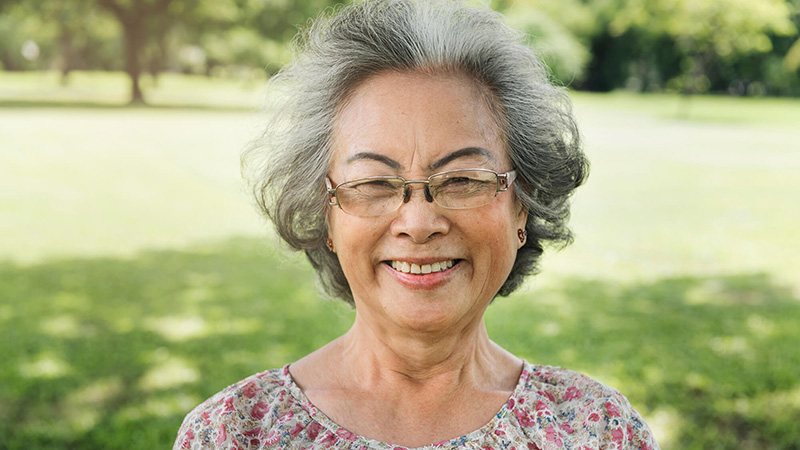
[{"x1": 336, "y1": 312, "x2": 513, "y2": 389}]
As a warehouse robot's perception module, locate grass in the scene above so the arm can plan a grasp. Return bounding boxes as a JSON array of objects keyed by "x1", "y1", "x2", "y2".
[{"x1": 1, "y1": 71, "x2": 799, "y2": 449}]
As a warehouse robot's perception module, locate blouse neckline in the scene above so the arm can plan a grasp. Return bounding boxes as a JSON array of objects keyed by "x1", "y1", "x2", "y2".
[{"x1": 281, "y1": 360, "x2": 530, "y2": 449}]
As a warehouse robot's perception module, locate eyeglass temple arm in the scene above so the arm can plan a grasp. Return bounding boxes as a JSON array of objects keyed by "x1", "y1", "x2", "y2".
[
  {"x1": 325, "y1": 178, "x2": 339, "y2": 206},
  {"x1": 498, "y1": 170, "x2": 517, "y2": 191}
]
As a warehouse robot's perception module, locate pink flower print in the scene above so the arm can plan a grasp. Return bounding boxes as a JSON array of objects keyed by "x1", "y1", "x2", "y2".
[
  {"x1": 223, "y1": 395, "x2": 236, "y2": 413},
  {"x1": 180, "y1": 429, "x2": 194, "y2": 449},
  {"x1": 534, "y1": 400, "x2": 548, "y2": 412},
  {"x1": 242, "y1": 381, "x2": 262, "y2": 398},
  {"x1": 393, "y1": 447, "x2": 409, "y2": 450},
  {"x1": 216, "y1": 424, "x2": 227, "y2": 446},
  {"x1": 320, "y1": 430, "x2": 338, "y2": 446},
  {"x1": 336, "y1": 428, "x2": 358, "y2": 441},
  {"x1": 588, "y1": 411, "x2": 602, "y2": 422},
  {"x1": 515, "y1": 408, "x2": 536, "y2": 427},
  {"x1": 200, "y1": 410, "x2": 211, "y2": 426},
  {"x1": 264, "y1": 429, "x2": 281, "y2": 446},
  {"x1": 611, "y1": 428, "x2": 624, "y2": 445},
  {"x1": 641, "y1": 442, "x2": 652, "y2": 450},
  {"x1": 527, "y1": 443, "x2": 542, "y2": 450},
  {"x1": 508, "y1": 398, "x2": 516, "y2": 409},
  {"x1": 290, "y1": 423, "x2": 305, "y2": 437},
  {"x1": 605, "y1": 401, "x2": 621, "y2": 418},
  {"x1": 538, "y1": 390, "x2": 556, "y2": 402},
  {"x1": 307, "y1": 421, "x2": 323, "y2": 440},
  {"x1": 494, "y1": 429, "x2": 506, "y2": 436},
  {"x1": 627, "y1": 424, "x2": 633, "y2": 440},
  {"x1": 251, "y1": 400, "x2": 269, "y2": 420},
  {"x1": 278, "y1": 410, "x2": 295, "y2": 424},
  {"x1": 243, "y1": 427, "x2": 263, "y2": 447},
  {"x1": 544, "y1": 425, "x2": 563, "y2": 447},
  {"x1": 559, "y1": 422, "x2": 575, "y2": 434},
  {"x1": 564, "y1": 387, "x2": 582, "y2": 401}
]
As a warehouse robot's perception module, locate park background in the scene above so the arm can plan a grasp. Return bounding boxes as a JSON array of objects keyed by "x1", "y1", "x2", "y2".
[{"x1": 1, "y1": 0, "x2": 799, "y2": 449}]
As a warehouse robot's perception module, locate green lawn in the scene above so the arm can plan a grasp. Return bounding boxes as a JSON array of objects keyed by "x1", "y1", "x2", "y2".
[{"x1": 1, "y1": 72, "x2": 799, "y2": 449}]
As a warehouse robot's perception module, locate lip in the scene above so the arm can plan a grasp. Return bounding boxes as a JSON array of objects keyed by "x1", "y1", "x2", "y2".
[{"x1": 381, "y1": 259, "x2": 461, "y2": 290}]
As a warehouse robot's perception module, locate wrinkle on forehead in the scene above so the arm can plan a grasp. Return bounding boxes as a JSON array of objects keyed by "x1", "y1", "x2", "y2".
[{"x1": 329, "y1": 69, "x2": 507, "y2": 177}]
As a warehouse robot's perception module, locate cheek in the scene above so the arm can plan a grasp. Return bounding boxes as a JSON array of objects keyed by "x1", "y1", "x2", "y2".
[{"x1": 330, "y1": 213, "x2": 384, "y2": 266}]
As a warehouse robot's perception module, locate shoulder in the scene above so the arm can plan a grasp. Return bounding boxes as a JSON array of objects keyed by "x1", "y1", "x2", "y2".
[
  {"x1": 173, "y1": 366, "x2": 300, "y2": 450},
  {"x1": 510, "y1": 363, "x2": 660, "y2": 450}
]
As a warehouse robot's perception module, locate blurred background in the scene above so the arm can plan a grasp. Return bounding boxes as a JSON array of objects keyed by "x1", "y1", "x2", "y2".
[{"x1": 1, "y1": 0, "x2": 799, "y2": 449}]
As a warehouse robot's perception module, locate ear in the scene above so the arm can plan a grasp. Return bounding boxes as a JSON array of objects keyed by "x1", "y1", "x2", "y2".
[{"x1": 515, "y1": 204, "x2": 528, "y2": 249}]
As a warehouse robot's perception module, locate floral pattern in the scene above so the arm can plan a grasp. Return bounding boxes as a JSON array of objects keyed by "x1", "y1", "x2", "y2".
[{"x1": 174, "y1": 362, "x2": 659, "y2": 450}]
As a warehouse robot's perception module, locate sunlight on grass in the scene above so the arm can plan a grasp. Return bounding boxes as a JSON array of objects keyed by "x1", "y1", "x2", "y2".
[
  {"x1": 647, "y1": 408, "x2": 682, "y2": 450},
  {"x1": 0, "y1": 70, "x2": 265, "y2": 109},
  {"x1": 138, "y1": 358, "x2": 200, "y2": 392},
  {"x1": 63, "y1": 377, "x2": 123, "y2": 432},
  {"x1": 144, "y1": 316, "x2": 209, "y2": 342},
  {"x1": 40, "y1": 315, "x2": 82, "y2": 339},
  {"x1": 19, "y1": 352, "x2": 73, "y2": 379},
  {"x1": 117, "y1": 393, "x2": 201, "y2": 421}
]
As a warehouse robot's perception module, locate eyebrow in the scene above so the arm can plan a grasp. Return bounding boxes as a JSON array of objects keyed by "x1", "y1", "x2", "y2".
[
  {"x1": 345, "y1": 147, "x2": 492, "y2": 171},
  {"x1": 346, "y1": 152, "x2": 402, "y2": 170},
  {"x1": 429, "y1": 147, "x2": 492, "y2": 171}
]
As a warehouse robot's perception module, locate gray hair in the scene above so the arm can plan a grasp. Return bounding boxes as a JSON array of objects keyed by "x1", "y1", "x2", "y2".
[{"x1": 242, "y1": 0, "x2": 588, "y2": 305}]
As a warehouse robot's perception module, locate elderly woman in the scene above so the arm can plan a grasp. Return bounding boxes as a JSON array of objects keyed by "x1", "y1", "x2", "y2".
[{"x1": 175, "y1": 0, "x2": 659, "y2": 449}]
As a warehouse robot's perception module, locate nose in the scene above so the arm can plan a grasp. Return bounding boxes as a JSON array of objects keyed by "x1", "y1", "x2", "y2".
[{"x1": 391, "y1": 183, "x2": 449, "y2": 243}]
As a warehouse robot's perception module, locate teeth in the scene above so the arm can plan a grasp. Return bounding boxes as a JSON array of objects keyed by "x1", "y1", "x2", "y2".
[{"x1": 389, "y1": 260, "x2": 455, "y2": 274}]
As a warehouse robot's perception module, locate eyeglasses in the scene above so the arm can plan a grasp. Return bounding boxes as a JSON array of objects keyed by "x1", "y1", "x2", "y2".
[{"x1": 327, "y1": 168, "x2": 517, "y2": 217}]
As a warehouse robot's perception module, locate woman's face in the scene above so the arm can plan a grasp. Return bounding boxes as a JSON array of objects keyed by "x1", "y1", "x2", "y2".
[{"x1": 327, "y1": 71, "x2": 527, "y2": 334}]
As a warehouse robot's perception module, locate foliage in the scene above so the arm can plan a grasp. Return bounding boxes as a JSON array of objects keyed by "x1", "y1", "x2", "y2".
[
  {"x1": 607, "y1": 0, "x2": 797, "y2": 94},
  {"x1": 2, "y1": 0, "x2": 800, "y2": 98},
  {"x1": 504, "y1": 0, "x2": 593, "y2": 85}
]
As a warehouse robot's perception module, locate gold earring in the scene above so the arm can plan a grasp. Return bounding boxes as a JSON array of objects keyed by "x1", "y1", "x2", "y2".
[{"x1": 326, "y1": 238, "x2": 335, "y2": 252}]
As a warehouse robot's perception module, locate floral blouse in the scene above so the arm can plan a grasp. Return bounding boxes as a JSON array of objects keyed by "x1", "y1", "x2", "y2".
[{"x1": 174, "y1": 361, "x2": 659, "y2": 450}]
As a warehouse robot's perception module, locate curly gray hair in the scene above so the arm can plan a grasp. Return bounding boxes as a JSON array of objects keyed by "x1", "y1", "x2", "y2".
[{"x1": 242, "y1": 0, "x2": 588, "y2": 304}]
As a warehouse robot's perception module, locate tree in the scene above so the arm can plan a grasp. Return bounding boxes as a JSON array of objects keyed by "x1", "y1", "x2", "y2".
[
  {"x1": 96, "y1": 0, "x2": 195, "y2": 103},
  {"x1": 609, "y1": 0, "x2": 796, "y2": 95}
]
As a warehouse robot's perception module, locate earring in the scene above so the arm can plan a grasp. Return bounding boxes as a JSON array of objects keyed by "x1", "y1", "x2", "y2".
[
  {"x1": 517, "y1": 228, "x2": 527, "y2": 244},
  {"x1": 325, "y1": 238, "x2": 335, "y2": 252}
]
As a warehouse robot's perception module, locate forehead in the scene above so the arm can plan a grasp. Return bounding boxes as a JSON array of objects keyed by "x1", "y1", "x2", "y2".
[{"x1": 330, "y1": 70, "x2": 507, "y2": 175}]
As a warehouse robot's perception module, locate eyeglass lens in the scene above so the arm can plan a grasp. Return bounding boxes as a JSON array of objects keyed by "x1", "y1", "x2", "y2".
[{"x1": 335, "y1": 169, "x2": 502, "y2": 217}]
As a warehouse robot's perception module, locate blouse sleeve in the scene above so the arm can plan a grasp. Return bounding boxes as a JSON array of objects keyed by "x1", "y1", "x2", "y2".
[
  {"x1": 173, "y1": 371, "x2": 284, "y2": 450},
  {"x1": 604, "y1": 390, "x2": 660, "y2": 450},
  {"x1": 518, "y1": 365, "x2": 660, "y2": 450}
]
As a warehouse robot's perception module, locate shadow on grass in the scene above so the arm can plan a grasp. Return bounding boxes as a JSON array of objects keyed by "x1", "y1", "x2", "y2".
[
  {"x1": 1, "y1": 237, "x2": 798, "y2": 450},
  {"x1": 0, "y1": 99, "x2": 256, "y2": 112}
]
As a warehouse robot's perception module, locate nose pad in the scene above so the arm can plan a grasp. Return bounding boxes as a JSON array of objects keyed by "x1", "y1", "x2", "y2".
[{"x1": 402, "y1": 184, "x2": 434, "y2": 203}]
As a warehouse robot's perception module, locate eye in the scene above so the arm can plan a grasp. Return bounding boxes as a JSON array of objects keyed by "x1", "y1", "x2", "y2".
[
  {"x1": 438, "y1": 176, "x2": 489, "y2": 193},
  {"x1": 432, "y1": 171, "x2": 496, "y2": 199},
  {"x1": 343, "y1": 178, "x2": 401, "y2": 198},
  {"x1": 440, "y1": 176, "x2": 473, "y2": 187}
]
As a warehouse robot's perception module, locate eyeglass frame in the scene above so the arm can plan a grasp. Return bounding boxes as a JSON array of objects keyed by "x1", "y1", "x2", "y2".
[{"x1": 326, "y1": 168, "x2": 518, "y2": 217}]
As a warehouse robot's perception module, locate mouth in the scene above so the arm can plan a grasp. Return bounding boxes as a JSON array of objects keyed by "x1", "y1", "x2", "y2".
[{"x1": 387, "y1": 259, "x2": 457, "y2": 275}]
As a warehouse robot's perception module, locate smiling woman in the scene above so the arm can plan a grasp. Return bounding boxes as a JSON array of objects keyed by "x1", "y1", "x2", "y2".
[{"x1": 173, "y1": 1, "x2": 659, "y2": 449}]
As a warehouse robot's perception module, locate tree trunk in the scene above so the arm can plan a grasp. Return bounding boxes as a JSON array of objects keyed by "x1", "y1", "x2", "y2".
[
  {"x1": 59, "y1": 30, "x2": 73, "y2": 87},
  {"x1": 122, "y1": 20, "x2": 146, "y2": 104}
]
